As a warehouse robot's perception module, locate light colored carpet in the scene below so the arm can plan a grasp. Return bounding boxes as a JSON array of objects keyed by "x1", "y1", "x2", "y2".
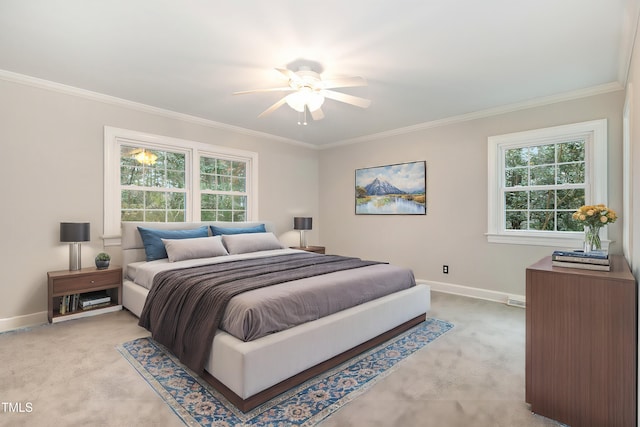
[{"x1": 0, "y1": 292, "x2": 561, "y2": 426}]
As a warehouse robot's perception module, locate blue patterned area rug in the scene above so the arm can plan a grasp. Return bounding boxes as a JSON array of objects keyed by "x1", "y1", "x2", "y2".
[{"x1": 117, "y1": 318, "x2": 453, "y2": 426}]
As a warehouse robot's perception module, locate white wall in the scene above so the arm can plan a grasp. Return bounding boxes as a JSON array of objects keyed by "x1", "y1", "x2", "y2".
[
  {"x1": 319, "y1": 90, "x2": 625, "y2": 299},
  {"x1": 0, "y1": 74, "x2": 628, "y2": 329},
  {"x1": 0, "y1": 78, "x2": 320, "y2": 329}
]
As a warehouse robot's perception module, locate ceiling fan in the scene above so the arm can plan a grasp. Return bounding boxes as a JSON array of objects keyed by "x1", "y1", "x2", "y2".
[{"x1": 234, "y1": 64, "x2": 371, "y2": 124}]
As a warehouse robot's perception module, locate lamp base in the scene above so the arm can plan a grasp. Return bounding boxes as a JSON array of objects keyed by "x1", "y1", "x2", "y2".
[
  {"x1": 69, "y1": 242, "x2": 82, "y2": 271},
  {"x1": 299, "y1": 230, "x2": 308, "y2": 248}
]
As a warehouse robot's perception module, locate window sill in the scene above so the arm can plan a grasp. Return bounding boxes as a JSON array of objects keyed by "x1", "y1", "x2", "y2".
[{"x1": 486, "y1": 232, "x2": 610, "y2": 250}]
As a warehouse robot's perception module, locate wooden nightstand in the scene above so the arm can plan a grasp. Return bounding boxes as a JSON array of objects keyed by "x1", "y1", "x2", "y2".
[
  {"x1": 47, "y1": 266, "x2": 123, "y2": 323},
  {"x1": 290, "y1": 246, "x2": 325, "y2": 254}
]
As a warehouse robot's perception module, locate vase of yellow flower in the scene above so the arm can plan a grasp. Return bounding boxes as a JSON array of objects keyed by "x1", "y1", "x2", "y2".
[{"x1": 572, "y1": 204, "x2": 617, "y2": 253}]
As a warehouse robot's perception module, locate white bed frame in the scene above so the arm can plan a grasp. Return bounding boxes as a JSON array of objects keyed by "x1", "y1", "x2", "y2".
[{"x1": 120, "y1": 221, "x2": 431, "y2": 411}]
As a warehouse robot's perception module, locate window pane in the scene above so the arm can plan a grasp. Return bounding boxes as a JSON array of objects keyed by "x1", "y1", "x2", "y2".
[
  {"x1": 232, "y1": 161, "x2": 247, "y2": 177},
  {"x1": 556, "y1": 188, "x2": 585, "y2": 210},
  {"x1": 218, "y1": 195, "x2": 232, "y2": 210},
  {"x1": 529, "y1": 211, "x2": 554, "y2": 231},
  {"x1": 233, "y1": 211, "x2": 246, "y2": 221},
  {"x1": 232, "y1": 195, "x2": 247, "y2": 210},
  {"x1": 557, "y1": 140, "x2": 585, "y2": 163},
  {"x1": 167, "y1": 192, "x2": 185, "y2": 210},
  {"x1": 121, "y1": 165, "x2": 143, "y2": 186},
  {"x1": 505, "y1": 191, "x2": 527, "y2": 210},
  {"x1": 216, "y1": 160, "x2": 232, "y2": 175},
  {"x1": 505, "y1": 168, "x2": 527, "y2": 187},
  {"x1": 529, "y1": 144, "x2": 554, "y2": 166},
  {"x1": 530, "y1": 190, "x2": 555, "y2": 210},
  {"x1": 167, "y1": 170, "x2": 185, "y2": 188},
  {"x1": 201, "y1": 211, "x2": 217, "y2": 221},
  {"x1": 505, "y1": 147, "x2": 528, "y2": 168},
  {"x1": 146, "y1": 192, "x2": 165, "y2": 209},
  {"x1": 166, "y1": 152, "x2": 185, "y2": 170},
  {"x1": 217, "y1": 176, "x2": 231, "y2": 191},
  {"x1": 530, "y1": 165, "x2": 555, "y2": 186},
  {"x1": 231, "y1": 177, "x2": 246, "y2": 192},
  {"x1": 201, "y1": 194, "x2": 217, "y2": 209},
  {"x1": 122, "y1": 190, "x2": 144, "y2": 209},
  {"x1": 167, "y1": 210, "x2": 185, "y2": 222},
  {"x1": 217, "y1": 210, "x2": 232, "y2": 221},
  {"x1": 505, "y1": 211, "x2": 527, "y2": 229},
  {"x1": 145, "y1": 211, "x2": 166, "y2": 222},
  {"x1": 121, "y1": 210, "x2": 144, "y2": 221},
  {"x1": 558, "y1": 211, "x2": 583, "y2": 231},
  {"x1": 557, "y1": 163, "x2": 584, "y2": 184}
]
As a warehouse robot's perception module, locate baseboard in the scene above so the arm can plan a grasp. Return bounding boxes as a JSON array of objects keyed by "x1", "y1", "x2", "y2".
[
  {"x1": 418, "y1": 279, "x2": 526, "y2": 307},
  {"x1": 0, "y1": 311, "x2": 47, "y2": 333},
  {"x1": 0, "y1": 282, "x2": 524, "y2": 333}
]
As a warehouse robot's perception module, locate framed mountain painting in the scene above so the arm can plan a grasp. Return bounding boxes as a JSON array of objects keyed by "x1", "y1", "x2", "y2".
[{"x1": 355, "y1": 161, "x2": 426, "y2": 215}]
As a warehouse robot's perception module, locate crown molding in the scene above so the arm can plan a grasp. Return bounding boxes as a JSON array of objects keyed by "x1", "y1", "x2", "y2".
[
  {"x1": 0, "y1": 69, "x2": 318, "y2": 150},
  {"x1": 321, "y1": 81, "x2": 624, "y2": 149},
  {"x1": 1, "y1": 69, "x2": 622, "y2": 152}
]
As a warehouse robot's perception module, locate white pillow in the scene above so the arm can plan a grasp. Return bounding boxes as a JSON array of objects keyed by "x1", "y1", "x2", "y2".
[
  {"x1": 161, "y1": 236, "x2": 229, "y2": 262},
  {"x1": 221, "y1": 232, "x2": 284, "y2": 255}
]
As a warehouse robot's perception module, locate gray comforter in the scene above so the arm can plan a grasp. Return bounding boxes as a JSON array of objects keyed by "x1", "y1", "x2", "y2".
[{"x1": 139, "y1": 252, "x2": 414, "y2": 374}]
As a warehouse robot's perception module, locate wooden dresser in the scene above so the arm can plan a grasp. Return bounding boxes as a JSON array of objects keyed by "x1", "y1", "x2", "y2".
[{"x1": 526, "y1": 255, "x2": 637, "y2": 427}]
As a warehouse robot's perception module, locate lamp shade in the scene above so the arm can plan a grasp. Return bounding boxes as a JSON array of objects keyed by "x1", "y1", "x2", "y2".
[
  {"x1": 60, "y1": 222, "x2": 90, "y2": 242},
  {"x1": 293, "y1": 217, "x2": 312, "y2": 231}
]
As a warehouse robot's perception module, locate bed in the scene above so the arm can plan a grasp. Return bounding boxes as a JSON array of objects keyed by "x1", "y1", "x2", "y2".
[{"x1": 120, "y1": 221, "x2": 430, "y2": 411}]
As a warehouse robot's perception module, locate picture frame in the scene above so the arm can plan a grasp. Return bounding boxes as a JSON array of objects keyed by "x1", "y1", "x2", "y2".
[{"x1": 355, "y1": 161, "x2": 427, "y2": 215}]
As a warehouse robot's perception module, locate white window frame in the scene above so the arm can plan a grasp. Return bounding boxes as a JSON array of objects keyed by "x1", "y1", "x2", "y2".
[
  {"x1": 103, "y1": 126, "x2": 258, "y2": 246},
  {"x1": 487, "y1": 119, "x2": 608, "y2": 247}
]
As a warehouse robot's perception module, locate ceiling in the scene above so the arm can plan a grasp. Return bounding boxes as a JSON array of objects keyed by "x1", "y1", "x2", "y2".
[{"x1": 0, "y1": 0, "x2": 631, "y2": 147}]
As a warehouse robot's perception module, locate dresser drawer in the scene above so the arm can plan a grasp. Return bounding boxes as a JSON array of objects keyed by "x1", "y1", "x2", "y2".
[{"x1": 52, "y1": 269, "x2": 121, "y2": 294}]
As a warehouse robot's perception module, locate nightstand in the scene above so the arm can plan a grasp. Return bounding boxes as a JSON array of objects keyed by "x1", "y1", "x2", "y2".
[
  {"x1": 47, "y1": 266, "x2": 123, "y2": 323},
  {"x1": 291, "y1": 246, "x2": 325, "y2": 254}
]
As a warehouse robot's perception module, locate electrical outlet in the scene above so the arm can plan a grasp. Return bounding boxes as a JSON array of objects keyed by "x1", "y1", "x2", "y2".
[{"x1": 443, "y1": 265, "x2": 449, "y2": 274}]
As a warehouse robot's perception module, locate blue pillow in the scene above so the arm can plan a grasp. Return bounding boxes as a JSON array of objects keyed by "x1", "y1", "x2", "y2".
[
  {"x1": 137, "y1": 226, "x2": 209, "y2": 261},
  {"x1": 210, "y1": 224, "x2": 266, "y2": 236}
]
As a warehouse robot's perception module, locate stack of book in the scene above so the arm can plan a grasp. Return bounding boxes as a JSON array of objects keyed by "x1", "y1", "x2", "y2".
[
  {"x1": 551, "y1": 250, "x2": 610, "y2": 271},
  {"x1": 78, "y1": 292, "x2": 112, "y2": 310}
]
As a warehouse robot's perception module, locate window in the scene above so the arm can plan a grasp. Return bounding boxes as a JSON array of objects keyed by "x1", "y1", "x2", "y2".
[
  {"x1": 487, "y1": 119, "x2": 608, "y2": 246},
  {"x1": 120, "y1": 146, "x2": 188, "y2": 222},
  {"x1": 200, "y1": 156, "x2": 248, "y2": 222},
  {"x1": 104, "y1": 127, "x2": 258, "y2": 245}
]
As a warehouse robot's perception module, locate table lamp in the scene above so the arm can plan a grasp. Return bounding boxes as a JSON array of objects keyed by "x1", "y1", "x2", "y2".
[
  {"x1": 60, "y1": 222, "x2": 90, "y2": 271},
  {"x1": 293, "y1": 217, "x2": 312, "y2": 248}
]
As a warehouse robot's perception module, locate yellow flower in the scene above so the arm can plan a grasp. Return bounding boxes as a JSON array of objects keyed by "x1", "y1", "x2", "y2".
[{"x1": 572, "y1": 204, "x2": 618, "y2": 227}]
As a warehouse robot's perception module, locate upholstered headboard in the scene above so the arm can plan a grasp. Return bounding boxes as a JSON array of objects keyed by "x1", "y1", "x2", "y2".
[{"x1": 120, "y1": 221, "x2": 276, "y2": 278}]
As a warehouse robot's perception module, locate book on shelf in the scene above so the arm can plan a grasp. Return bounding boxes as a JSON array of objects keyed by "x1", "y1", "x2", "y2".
[
  {"x1": 79, "y1": 292, "x2": 111, "y2": 309},
  {"x1": 81, "y1": 301, "x2": 112, "y2": 310},
  {"x1": 551, "y1": 260, "x2": 611, "y2": 271},
  {"x1": 59, "y1": 293, "x2": 82, "y2": 314}
]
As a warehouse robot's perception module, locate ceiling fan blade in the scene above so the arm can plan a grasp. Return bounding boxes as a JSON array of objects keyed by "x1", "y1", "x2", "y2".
[
  {"x1": 257, "y1": 97, "x2": 288, "y2": 118},
  {"x1": 322, "y1": 90, "x2": 372, "y2": 108},
  {"x1": 275, "y1": 67, "x2": 302, "y2": 84},
  {"x1": 234, "y1": 87, "x2": 294, "y2": 95},
  {"x1": 310, "y1": 107, "x2": 325, "y2": 121},
  {"x1": 322, "y1": 76, "x2": 367, "y2": 89}
]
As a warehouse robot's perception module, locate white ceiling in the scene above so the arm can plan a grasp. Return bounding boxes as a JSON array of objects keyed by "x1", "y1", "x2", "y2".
[{"x1": 0, "y1": 0, "x2": 631, "y2": 146}]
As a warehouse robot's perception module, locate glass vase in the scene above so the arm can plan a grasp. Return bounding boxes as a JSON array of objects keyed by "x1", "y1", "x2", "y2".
[{"x1": 583, "y1": 225, "x2": 602, "y2": 253}]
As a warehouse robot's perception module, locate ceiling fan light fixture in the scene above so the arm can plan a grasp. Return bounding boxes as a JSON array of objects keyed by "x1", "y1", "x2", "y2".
[{"x1": 285, "y1": 89, "x2": 324, "y2": 113}]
